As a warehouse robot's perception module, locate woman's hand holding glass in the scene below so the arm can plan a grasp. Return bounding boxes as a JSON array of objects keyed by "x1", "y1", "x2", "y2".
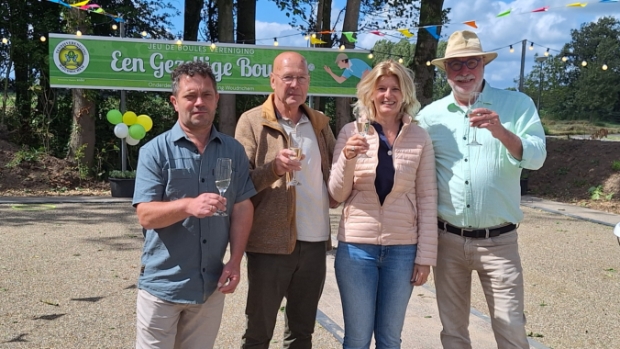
[{"x1": 344, "y1": 132, "x2": 369, "y2": 159}]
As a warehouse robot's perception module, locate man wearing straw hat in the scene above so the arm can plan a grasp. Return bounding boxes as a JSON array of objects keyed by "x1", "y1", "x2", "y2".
[{"x1": 417, "y1": 30, "x2": 547, "y2": 348}]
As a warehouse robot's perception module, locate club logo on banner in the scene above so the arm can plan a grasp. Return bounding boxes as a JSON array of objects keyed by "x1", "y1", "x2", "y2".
[{"x1": 53, "y1": 40, "x2": 90, "y2": 75}]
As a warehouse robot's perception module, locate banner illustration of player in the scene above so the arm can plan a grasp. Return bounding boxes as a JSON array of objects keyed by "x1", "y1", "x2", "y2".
[{"x1": 324, "y1": 53, "x2": 372, "y2": 84}]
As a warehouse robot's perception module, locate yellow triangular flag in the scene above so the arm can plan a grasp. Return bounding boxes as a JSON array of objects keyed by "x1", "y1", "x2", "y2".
[
  {"x1": 397, "y1": 28, "x2": 414, "y2": 38},
  {"x1": 463, "y1": 20, "x2": 478, "y2": 29},
  {"x1": 310, "y1": 37, "x2": 326, "y2": 45},
  {"x1": 71, "y1": 0, "x2": 90, "y2": 7},
  {"x1": 567, "y1": 2, "x2": 588, "y2": 7}
]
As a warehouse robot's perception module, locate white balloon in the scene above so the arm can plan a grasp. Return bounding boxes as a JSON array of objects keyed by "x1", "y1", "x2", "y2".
[
  {"x1": 114, "y1": 123, "x2": 129, "y2": 138},
  {"x1": 125, "y1": 135, "x2": 140, "y2": 146}
]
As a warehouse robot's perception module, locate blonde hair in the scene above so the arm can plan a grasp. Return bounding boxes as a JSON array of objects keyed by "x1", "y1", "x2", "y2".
[{"x1": 352, "y1": 60, "x2": 421, "y2": 122}]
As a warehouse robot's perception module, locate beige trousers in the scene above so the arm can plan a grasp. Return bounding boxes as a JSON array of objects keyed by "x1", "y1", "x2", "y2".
[
  {"x1": 135, "y1": 289, "x2": 225, "y2": 349},
  {"x1": 434, "y1": 229, "x2": 529, "y2": 349}
]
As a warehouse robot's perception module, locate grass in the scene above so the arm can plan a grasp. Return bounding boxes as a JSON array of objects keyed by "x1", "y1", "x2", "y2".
[{"x1": 542, "y1": 119, "x2": 620, "y2": 136}]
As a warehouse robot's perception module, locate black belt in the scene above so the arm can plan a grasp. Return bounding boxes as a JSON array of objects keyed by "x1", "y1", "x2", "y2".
[{"x1": 438, "y1": 221, "x2": 516, "y2": 239}]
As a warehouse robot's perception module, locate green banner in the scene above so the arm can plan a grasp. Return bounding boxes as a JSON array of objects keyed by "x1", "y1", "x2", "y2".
[{"x1": 48, "y1": 34, "x2": 372, "y2": 97}]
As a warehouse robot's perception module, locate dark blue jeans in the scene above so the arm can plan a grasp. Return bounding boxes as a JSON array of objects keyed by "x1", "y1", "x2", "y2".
[{"x1": 335, "y1": 242, "x2": 416, "y2": 349}]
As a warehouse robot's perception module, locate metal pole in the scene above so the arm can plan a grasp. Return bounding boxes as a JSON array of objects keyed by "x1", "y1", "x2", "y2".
[
  {"x1": 537, "y1": 62, "x2": 543, "y2": 110},
  {"x1": 120, "y1": 20, "x2": 127, "y2": 172},
  {"x1": 518, "y1": 39, "x2": 526, "y2": 92}
]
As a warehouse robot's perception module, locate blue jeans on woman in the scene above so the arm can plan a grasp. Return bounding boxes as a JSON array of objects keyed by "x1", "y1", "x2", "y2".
[{"x1": 335, "y1": 242, "x2": 417, "y2": 349}]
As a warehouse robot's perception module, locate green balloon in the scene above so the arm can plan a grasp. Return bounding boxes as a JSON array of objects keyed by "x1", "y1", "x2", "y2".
[
  {"x1": 106, "y1": 109, "x2": 123, "y2": 125},
  {"x1": 129, "y1": 124, "x2": 146, "y2": 140}
]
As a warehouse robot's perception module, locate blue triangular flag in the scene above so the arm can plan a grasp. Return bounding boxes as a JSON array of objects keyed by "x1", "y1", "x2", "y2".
[{"x1": 425, "y1": 27, "x2": 440, "y2": 40}]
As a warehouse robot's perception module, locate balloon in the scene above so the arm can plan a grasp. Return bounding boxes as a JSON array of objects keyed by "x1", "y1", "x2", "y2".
[
  {"x1": 125, "y1": 135, "x2": 140, "y2": 146},
  {"x1": 114, "y1": 123, "x2": 129, "y2": 139},
  {"x1": 136, "y1": 114, "x2": 153, "y2": 132},
  {"x1": 123, "y1": 111, "x2": 138, "y2": 125},
  {"x1": 129, "y1": 124, "x2": 146, "y2": 140},
  {"x1": 106, "y1": 109, "x2": 123, "y2": 125}
]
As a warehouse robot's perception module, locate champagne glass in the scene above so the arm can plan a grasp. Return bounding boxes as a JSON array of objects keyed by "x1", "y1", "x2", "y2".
[
  {"x1": 467, "y1": 92, "x2": 483, "y2": 146},
  {"x1": 354, "y1": 111, "x2": 371, "y2": 158},
  {"x1": 287, "y1": 131, "x2": 303, "y2": 187},
  {"x1": 213, "y1": 158, "x2": 232, "y2": 216}
]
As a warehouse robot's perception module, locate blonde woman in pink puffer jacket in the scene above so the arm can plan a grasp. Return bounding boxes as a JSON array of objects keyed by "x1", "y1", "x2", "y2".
[{"x1": 328, "y1": 60, "x2": 438, "y2": 349}]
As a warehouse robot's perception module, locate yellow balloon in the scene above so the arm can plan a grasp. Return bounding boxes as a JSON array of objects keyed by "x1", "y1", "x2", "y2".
[
  {"x1": 123, "y1": 111, "x2": 138, "y2": 125},
  {"x1": 136, "y1": 114, "x2": 153, "y2": 132}
]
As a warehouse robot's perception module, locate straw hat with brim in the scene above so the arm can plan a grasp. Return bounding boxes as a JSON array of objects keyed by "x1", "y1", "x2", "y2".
[{"x1": 431, "y1": 30, "x2": 498, "y2": 71}]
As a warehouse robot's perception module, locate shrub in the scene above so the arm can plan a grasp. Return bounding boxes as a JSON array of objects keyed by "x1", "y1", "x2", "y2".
[
  {"x1": 108, "y1": 170, "x2": 136, "y2": 179},
  {"x1": 612, "y1": 160, "x2": 620, "y2": 171}
]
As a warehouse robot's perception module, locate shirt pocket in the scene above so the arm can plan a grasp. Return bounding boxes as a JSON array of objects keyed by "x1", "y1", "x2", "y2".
[{"x1": 166, "y1": 168, "x2": 193, "y2": 200}]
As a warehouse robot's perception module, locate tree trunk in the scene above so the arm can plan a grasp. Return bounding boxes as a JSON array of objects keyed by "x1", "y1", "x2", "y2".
[
  {"x1": 412, "y1": 0, "x2": 445, "y2": 107},
  {"x1": 184, "y1": 0, "x2": 205, "y2": 41},
  {"x1": 66, "y1": 89, "x2": 95, "y2": 168},
  {"x1": 334, "y1": 0, "x2": 361, "y2": 134},
  {"x1": 236, "y1": 0, "x2": 256, "y2": 45},
  {"x1": 217, "y1": 0, "x2": 236, "y2": 136},
  {"x1": 12, "y1": 2, "x2": 34, "y2": 144}
]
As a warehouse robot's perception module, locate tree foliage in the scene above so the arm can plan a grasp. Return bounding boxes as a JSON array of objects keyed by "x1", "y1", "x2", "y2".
[{"x1": 524, "y1": 17, "x2": 620, "y2": 122}]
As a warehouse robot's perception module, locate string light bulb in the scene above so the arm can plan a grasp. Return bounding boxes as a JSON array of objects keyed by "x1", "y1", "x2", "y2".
[
  {"x1": 368, "y1": 51, "x2": 374, "y2": 59},
  {"x1": 581, "y1": 60, "x2": 587, "y2": 67},
  {"x1": 562, "y1": 56, "x2": 568, "y2": 62},
  {"x1": 176, "y1": 38, "x2": 182, "y2": 45},
  {"x1": 544, "y1": 48, "x2": 550, "y2": 57},
  {"x1": 76, "y1": 30, "x2": 82, "y2": 36},
  {"x1": 273, "y1": 37, "x2": 279, "y2": 46},
  {"x1": 304, "y1": 34, "x2": 309, "y2": 40},
  {"x1": 529, "y1": 42, "x2": 534, "y2": 50},
  {"x1": 509, "y1": 45, "x2": 514, "y2": 53},
  {"x1": 40, "y1": 36, "x2": 46, "y2": 42},
  {"x1": 602, "y1": 64, "x2": 608, "y2": 70},
  {"x1": 1, "y1": 38, "x2": 7, "y2": 44},
  {"x1": 311, "y1": 33, "x2": 316, "y2": 39},
  {"x1": 112, "y1": 24, "x2": 118, "y2": 30},
  {"x1": 141, "y1": 31, "x2": 147, "y2": 37},
  {"x1": 339, "y1": 44, "x2": 345, "y2": 50},
  {"x1": 426, "y1": 61, "x2": 431, "y2": 66},
  {"x1": 210, "y1": 43, "x2": 216, "y2": 50},
  {"x1": 398, "y1": 57, "x2": 404, "y2": 64}
]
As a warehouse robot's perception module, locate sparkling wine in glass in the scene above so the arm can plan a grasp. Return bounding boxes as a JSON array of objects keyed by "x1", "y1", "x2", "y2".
[
  {"x1": 354, "y1": 111, "x2": 371, "y2": 158},
  {"x1": 467, "y1": 92, "x2": 483, "y2": 146},
  {"x1": 213, "y1": 158, "x2": 232, "y2": 216},
  {"x1": 287, "y1": 131, "x2": 303, "y2": 187}
]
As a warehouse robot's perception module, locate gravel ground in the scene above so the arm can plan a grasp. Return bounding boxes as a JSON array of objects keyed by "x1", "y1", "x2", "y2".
[{"x1": 1, "y1": 202, "x2": 619, "y2": 348}]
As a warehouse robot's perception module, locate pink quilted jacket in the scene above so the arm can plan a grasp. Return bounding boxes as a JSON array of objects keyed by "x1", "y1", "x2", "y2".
[{"x1": 328, "y1": 115, "x2": 438, "y2": 266}]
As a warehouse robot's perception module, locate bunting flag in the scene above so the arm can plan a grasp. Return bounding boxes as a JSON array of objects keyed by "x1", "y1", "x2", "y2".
[
  {"x1": 397, "y1": 28, "x2": 414, "y2": 38},
  {"x1": 369, "y1": 30, "x2": 385, "y2": 36},
  {"x1": 46, "y1": 0, "x2": 125, "y2": 22},
  {"x1": 567, "y1": 2, "x2": 588, "y2": 7},
  {"x1": 47, "y1": 0, "x2": 72, "y2": 8},
  {"x1": 497, "y1": 9, "x2": 512, "y2": 17},
  {"x1": 342, "y1": 32, "x2": 357, "y2": 42},
  {"x1": 317, "y1": 30, "x2": 334, "y2": 34},
  {"x1": 70, "y1": 0, "x2": 90, "y2": 7},
  {"x1": 463, "y1": 20, "x2": 478, "y2": 28},
  {"x1": 532, "y1": 6, "x2": 550, "y2": 12},
  {"x1": 425, "y1": 27, "x2": 439, "y2": 40},
  {"x1": 310, "y1": 37, "x2": 326, "y2": 45}
]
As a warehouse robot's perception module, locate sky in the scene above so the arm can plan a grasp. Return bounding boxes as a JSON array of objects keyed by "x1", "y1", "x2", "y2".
[{"x1": 166, "y1": 0, "x2": 620, "y2": 89}]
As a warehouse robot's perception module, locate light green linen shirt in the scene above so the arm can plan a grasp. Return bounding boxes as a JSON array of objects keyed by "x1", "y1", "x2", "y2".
[{"x1": 417, "y1": 82, "x2": 546, "y2": 228}]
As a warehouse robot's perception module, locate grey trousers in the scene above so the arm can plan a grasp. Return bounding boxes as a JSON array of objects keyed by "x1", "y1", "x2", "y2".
[{"x1": 241, "y1": 241, "x2": 327, "y2": 349}]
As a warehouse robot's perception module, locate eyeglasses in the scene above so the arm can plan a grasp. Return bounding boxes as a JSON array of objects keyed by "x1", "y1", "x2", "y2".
[
  {"x1": 273, "y1": 73, "x2": 309, "y2": 84},
  {"x1": 446, "y1": 58, "x2": 482, "y2": 71}
]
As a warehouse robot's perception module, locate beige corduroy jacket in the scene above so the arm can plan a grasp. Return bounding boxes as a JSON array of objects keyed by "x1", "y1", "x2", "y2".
[
  {"x1": 234, "y1": 94, "x2": 336, "y2": 254},
  {"x1": 328, "y1": 115, "x2": 438, "y2": 266}
]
